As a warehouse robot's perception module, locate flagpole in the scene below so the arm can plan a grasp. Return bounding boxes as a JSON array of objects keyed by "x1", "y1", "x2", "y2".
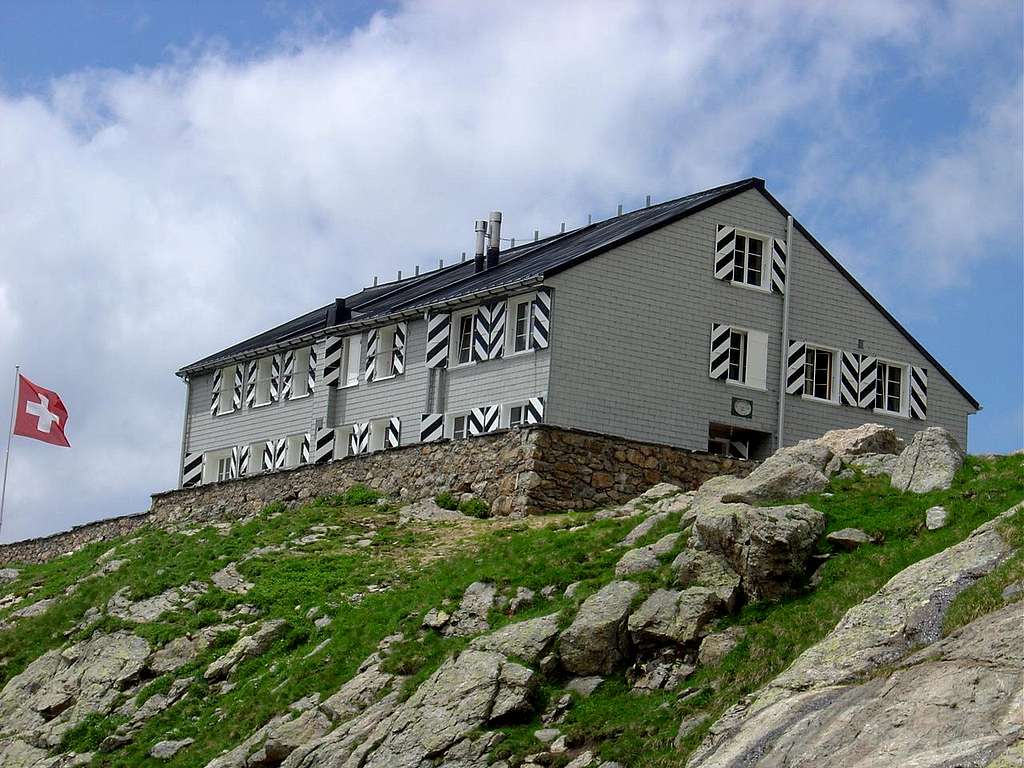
[{"x1": 0, "y1": 365, "x2": 18, "y2": 537}]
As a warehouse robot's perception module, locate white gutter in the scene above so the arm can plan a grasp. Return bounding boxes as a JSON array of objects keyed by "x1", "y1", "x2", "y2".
[{"x1": 776, "y1": 215, "x2": 794, "y2": 449}]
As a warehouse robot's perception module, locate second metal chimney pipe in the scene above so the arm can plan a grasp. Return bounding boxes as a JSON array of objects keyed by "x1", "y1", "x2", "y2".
[
  {"x1": 486, "y1": 211, "x2": 502, "y2": 269},
  {"x1": 474, "y1": 220, "x2": 488, "y2": 273}
]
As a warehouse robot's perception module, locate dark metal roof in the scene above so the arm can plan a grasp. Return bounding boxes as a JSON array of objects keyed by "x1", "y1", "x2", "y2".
[{"x1": 176, "y1": 177, "x2": 979, "y2": 410}]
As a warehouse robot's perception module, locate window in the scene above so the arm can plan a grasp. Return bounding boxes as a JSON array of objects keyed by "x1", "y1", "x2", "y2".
[
  {"x1": 285, "y1": 435, "x2": 305, "y2": 468},
  {"x1": 508, "y1": 405, "x2": 525, "y2": 428},
  {"x1": 508, "y1": 296, "x2": 533, "y2": 353},
  {"x1": 217, "y1": 456, "x2": 232, "y2": 482},
  {"x1": 368, "y1": 418, "x2": 390, "y2": 451},
  {"x1": 217, "y1": 365, "x2": 237, "y2": 414},
  {"x1": 291, "y1": 347, "x2": 312, "y2": 398},
  {"x1": 727, "y1": 330, "x2": 747, "y2": 383},
  {"x1": 341, "y1": 337, "x2": 361, "y2": 387},
  {"x1": 451, "y1": 415, "x2": 468, "y2": 439},
  {"x1": 254, "y1": 357, "x2": 276, "y2": 406},
  {"x1": 333, "y1": 426, "x2": 353, "y2": 459},
  {"x1": 246, "y1": 442, "x2": 265, "y2": 474},
  {"x1": 203, "y1": 448, "x2": 232, "y2": 484},
  {"x1": 804, "y1": 347, "x2": 834, "y2": 401},
  {"x1": 454, "y1": 312, "x2": 474, "y2": 365},
  {"x1": 875, "y1": 362, "x2": 904, "y2": 414},
  {"x1": 732, "y1": 233, "x2": 765, "y2": 288},
  {"x1": 375, "y1": 326, "x2": 397, "y2": 379}
]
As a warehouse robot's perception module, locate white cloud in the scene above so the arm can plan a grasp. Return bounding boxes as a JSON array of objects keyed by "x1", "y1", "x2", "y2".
[{"x1": 0, "y1": 0, "x2": 1020, "y2": 540}]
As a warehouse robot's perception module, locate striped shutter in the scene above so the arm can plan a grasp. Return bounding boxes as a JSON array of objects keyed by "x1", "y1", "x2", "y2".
[
  {"x1": 229, "y1": 446, "x2": 240, "y2": 479},
  {"x1": 709, "y1": 323, "x2": 731, "y2": 380},
  {"x1": 238, "y1": 444, "x2": 250, "y2": 476},
  {"x1": 274, "y1": 438, "x2": 287, "y2": 469},
  {"x1": 350, "y1": 422, "x2": 370, "y2": 455},
  {"x1": 307, "y1": 346, "x2": 317, "y2": 394},
  {"x1": 300, "y1": 433, "x2": 311, "y2": 464},
  {"x1": 472, "y1": 305, "x2": 490, "y2": 363},
  {"x1": 385, "y1": 417, "x2": 401, "y2": 449},
  {"x1": 531, "y1": 288, "x2": 552, "y2": 350},
  {"x1": 786, "y1": 340, "x2": 807, "y2": 395},
  {"x1": 261, "y1": 441, "x2": 275, "y2": 472},
  {"x1": 839, "y1": 352, "x2": 860, "y2": 406},
  {"x1": 469, "y1": 405, "x2": 500, "y2": 435},
  {"x1": 770, "y1": 238, "x2": 787, "y2": 294},
  {"x1": 269, "y1": 354, "x2": 282, "y2": 403},
  {"x1": 210, "y1": 369, "x2": 222, "y2": 415},
  {"x1": 420, "y1": 413, "x2": 444, "y2": 443},
  {"x1": 425, "y1": 313, "x2": 451, "y2": 368},
  {"x1": 910, "y1": 366, "x2": 927, "y2": 419},
  {"x1": 488, "y1": 301, "x2": 505, "y2": 360},
  {"x1": 314, "y1": 428, "x2": 335, "y2": 463},
  {"x1": 858, "y1": 356, "x2": 878, "y2": 409},
  {"x1": 364, "y1": 330, "x2": 378, "y2": 383},
  {"x1": 231, "y1": 366, "x2": 243, "y2": 412},
  {"x1": 182, "y1": 452, "x2": 204, "y2": 487},
  {"x1": 525, "y1": 396, "x2": 545, "y2": 425},
  {"x1": 392, "y1": 322, "x2": 407, "y2": 375},
  {"x1": 730, "y1": 440, "x2": 750, "y2": 459},
  {"x1": 714, "y1": 225, "x2": 736, "y2": 281},
  {"x1": 323, "y1": 336, "x2": 344, "y2": 386},
  {"x1": 245, "y1": 361, "x2": 258, "y2": 408},
  {"x1": 281, "y1": 350, "x2": 296, "y2": 400}
]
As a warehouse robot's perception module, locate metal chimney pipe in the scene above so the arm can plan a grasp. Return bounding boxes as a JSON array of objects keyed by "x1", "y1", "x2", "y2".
[
  {"x1": 474, "y1": 220, "x2": 488, "y2": 273},
  {"x1": 486, "y1": 211, "x2": 502, "y2": 269}
]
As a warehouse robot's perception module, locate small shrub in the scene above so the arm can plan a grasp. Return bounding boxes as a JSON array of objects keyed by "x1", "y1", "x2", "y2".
[
  {"x1": 458, "y1": 498, "x2": 490, "y2": 519},
  {"x1": 344, "y1": 484, "x2": 382, "y2": 506},
  {"x1": 435, "y1": 492, "x2": 459, "y2": 511},
  {"x1": 262, "y1": 501, "x2": 287, "y2": 516}
]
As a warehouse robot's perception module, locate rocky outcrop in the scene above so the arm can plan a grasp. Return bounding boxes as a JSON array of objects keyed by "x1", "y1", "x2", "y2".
[
  {"x1": 469, "y1": 614, "x2": 561, "y2": 664},
  {"x1": 614, "y1": 533, "x2": 682, "y2": 576},
  {"x1": 559, "y1": 581, "x2": 641, "y2": 675},
  {"x1": 817, "y1": 424, "x2": 903, "y2": 458},
  {"x1": 205, "y1": 620, "x2": 288, "y2": 681},
  {"x1": 628, "y1": 587, "x2": 723, "y2": 648},
  {"x1": 719, "y1": 441, "x2": 833, "y2": 504},
  {"x1": 688, "y1": 503, "x2": 1022, "y2": 768},
  {"x1": 890, "y1": 427, "x2": 964, "y2": 494}
]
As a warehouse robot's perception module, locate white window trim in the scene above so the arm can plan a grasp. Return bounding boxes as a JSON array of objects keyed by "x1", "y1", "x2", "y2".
[
  {"x1": 503, "y1": 401, "x2": 528, "y2": 428},
  {"x1": 447, "y1": 412, "x2": 470, "y2": 439},
  {"x1": 801, "y1": 343, "x2": 841, "y2": 405},
  {"x1": 504, "y1": 293, "x2": 537, "y2": 358},
  {"x1": 728, "y1": 228, "x2": 772, "y2": 293},
  {"x1": 449, "y1": 308, "x2": 477, "y2": 368},
  {"x1": 253, "y1": 356, "x2": 276, "y2": 408},
  {"x1": 872, "y1": 358, "x2": 910, "y2": 418},
  {"x1": 720, "y1": 324, "x2": 769, "y2": 392}
]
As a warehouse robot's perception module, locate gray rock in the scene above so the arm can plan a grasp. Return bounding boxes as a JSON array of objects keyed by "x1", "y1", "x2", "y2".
[
  {"x1": 509, "y1": 586, "x2": 535, "y2": 614},
  {"x1": 149, "y1": 738, "x2": 194, "y2": 759},
  {"x1": 615, "y1": 532, "x2": 682, "y2": 576},
  {"x1": 0, "y1": 567, "x2": 18, "y2": 581},
  {"x1": 689, "y1": 501, "x2": 825, "y2": 601},
  {"x1": 817, "y1": 424, "x2": 904, "y2": 458},
  {"x1": 559, "y1": 580, "x2": 641, "y2": 675},
  {"x1": 148, "y1": 635, "x2": 204, "y2": 674},
  {"x1": 264, "y1": 709, "x2": 332, "y2": 763},
  {"x1": 618, "y1": 512, "x2": 670, "y2": 548},
  {"x1": 320, "y1": 651, "x2": 397, "y2": 722},
  {"x1": 848, "y1": 452, "x2": 899, "y2": 477},
  {"x1": 397, "y1": 498, "x2": 468, "y2": 523},
  {"x1": 443, "y1": 581, "x2": 496, "y2": 637},
  {"x1": 628, "y1": 587, "x2": 723, "y2": 648},
  {"x1": 421, "y1": 608, "x2": 450, "y2": 629},
  {"x1": 1002, "y1": 582, "x2": 1022, "y2": 601},
  {"x1": 107, "y1": 581, "x2": 208, "y2": 623},
  {"x1": 566, "y1": 676, "x2": 604, "y2": 697},
  {"x1": 697, "y1": 626, "x2": 746, "y2": 667},
  {"x1": 10, "y1": 597, "x2": 55, "y2": 619},
  {"x1": 210, "y1": 563, "x2": 254, "y2": 595},
  {"x1": 672, "y1": 550, "x2": 742, "y2": 612},
  {"x1": 204, "y1": 619, "x2": 287, "y2": 681},
  {"x1": 534, "y1": 727, "x2": 561, "y2": 744},
  {"x1": 826, "y1": 527, "x2": 873, "y2": 550},
  {"x1": 926, "y1": 505, "x2": 950, "y2": 530},
  {"x1": 631, "y1": 657, "x2": 695, "y2": 692},
  {"x1": 675, "y1": 712, "x2": 709, "y2": 748},
  {"x1": 566, "y1": 752, "x2": 595, "y2": 768},
  {"x1": 891, "y1": 427, "x2": 964, "y2": 494},
  {"x1": 469, "y1": 614, "x2": 560, "y2": 664}
]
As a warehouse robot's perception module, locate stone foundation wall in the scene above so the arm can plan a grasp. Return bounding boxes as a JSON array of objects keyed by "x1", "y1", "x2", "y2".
[{"x1": 0, "y1": 426, "x2": 754, "y2": 565}]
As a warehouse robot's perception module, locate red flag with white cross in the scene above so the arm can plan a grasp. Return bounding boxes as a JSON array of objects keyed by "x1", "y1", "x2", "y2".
[{"x1": 13, "y1": 374, "x2": 70, "y2": 447}]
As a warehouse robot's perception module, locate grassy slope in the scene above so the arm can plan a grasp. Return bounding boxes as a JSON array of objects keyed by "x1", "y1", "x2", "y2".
[{"x1": 0, "y1": 456, "x2": 1020, "y2": 768}]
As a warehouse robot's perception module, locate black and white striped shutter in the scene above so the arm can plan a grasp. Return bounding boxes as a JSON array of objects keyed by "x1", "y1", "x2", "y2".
[
  {"x1": 472, "y1": 305, "x2": 490, "y2": 363},
  {"x1": 420, "y1": 413, "x2": 444, "y2": 443},
  {"x1": 525, "y1": 396, "x2": 545, "y2": 425},
  {"x1": 531, "y1": 288, "x2": 551, "y2": 350},
  {"x1": 488, "y1": 301, "x2": 505, "y2": 360},
  {"x1": 210, "y1": 369, "x2": 222, "y2": 416},
  {"x1": 909, "y1": 366, "x2": 927, "y2": 420},
  {"x1": 323, "y1": 337, "x2": 343, "y2": 386},
  {"x1": 425, "y1": 313, "x2": 450, "y2": 368},
  {"x1": 182, "y1": 452, "x2": 204, "y2": 487},
  {"x1": 270, "y1": 354, "x2": 282, "y2": 403},
  {"x1": 314, "y1": 428, "x2": 335, "y2": 463},
  {"x1": 245, "y1": 360, "x2": 258, "y2": 408},
  {"x1": 709, "y1": 323, "x2": 731, "y2": 380},
  {"x1": 231, "y1": 366, "x2": 243, "y2": 412},
  {"x1": 714, "y1": 225, "x2": 736, "y2": 281},
  {"x1": 392, "y1": 322, "x2": 407, "y2": 375},
  {"x1": 300, "y1": 433, "x2": 311, "y2": 464},
  {"x1": 770, "y1": 238, "x2": 787, "y2": 294},
  {"x1": 364, "y1": 330, "x2": 378, "y2": 383},
  {"x1": 238, "y1": 444, "x2": 250, "y2": 476},
  {"x1": 281, "y1": 350, "x2": 296, "y2": 400},
  {"x1": 229, "y1": 446, "x2": 240, "y2": 479},
  {"x1": 858, "y1": 357, "x2": 877, "y2": 409},
  {"x1": 274, "y1": 438, "x2": 287, "y2": 469},
  {"x1": 350, "y1": 422, "x2": 370, "y2": 455},
  {"x1": 262, "y1": 441, "x2": 275, "y2": 472},
  {"x1": 307, "y1": 346, "x2": 317, "y2": 394},
  {"x1": 385, "y1": 417, "x2": 401, "y2": 449},
  {"x1": 839, "y1": 352, "x2": 860, "y2": 407},
  {"x1": 786, "y1": 340, "x2": 806, "y2": 396},
  {"x1": 469, "y1": 404, "x2": 500, "y2": 435},
  {"x1": 730, "y1": 440, "x2": 750, "y2": 459}
]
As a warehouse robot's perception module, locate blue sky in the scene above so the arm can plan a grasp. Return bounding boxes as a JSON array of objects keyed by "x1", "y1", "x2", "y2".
[{"x1": 0, "y1": 1, "x2": 1021, "y2": 541}]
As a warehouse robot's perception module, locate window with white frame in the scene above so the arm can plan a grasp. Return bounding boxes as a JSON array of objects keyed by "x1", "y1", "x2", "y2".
[
  {"x1": 333, "y1": 425, "x2": 353, "y2": 459},
  {"x1": 291, "y1": 347, "x2": 312, "y2": 398},
  {"x1": 217, "y1": 455, "x2": 232, "y2": 482},
  {"x1": 508, "y1": 296, "x2": 534, "y2": 354},
  {"x1": 254, "y1": 356, "x2": 276, "y2": 406},
  {"x1": 341, "y1": 336, "x2": 361, "y2": 387},
  {"x1": 375, "y1": 326, "x2": 398, "y2": 379},
  {"x1": 732, "y1": 232, "x2": 766, "y2": 288},
  {"x1": 284, "y1": 434, "x2": 305, "y2": 468},
  {"x1": 453, "y1": 311, "x2": 475, "y2": 365},
  {"x1": 507, "y1": 404, "x2": 526, "y2": 428},
  {"x1": 875, "y1": 361, "x2": 904, "y2": 414},
  {"x1": 450, "y1": 414, "x2": 469, "y2": 439},
  {"x1": 218, "y1": 364, "x2": 238, "y2": 414},
  {"x1": 203, "y1": 448, "x2": 232, "y2": 484},
  {"x1": 726, "y1": 329, "x2": 747, "y2": 384},
  {"x1": 247, "y1": 442, "x2": 265, "y2": 473},
  {"x1": 804, "y1": 347, "x2": 834, "y2": 401},
  {"x1": 368, "y1": 418, "x2": 389, "y2": 452}
]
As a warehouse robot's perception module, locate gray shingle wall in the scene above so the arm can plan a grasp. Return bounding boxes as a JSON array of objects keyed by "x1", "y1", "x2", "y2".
[{"x1": 546, "y1": 188, "x2": 973, "y2": 451}]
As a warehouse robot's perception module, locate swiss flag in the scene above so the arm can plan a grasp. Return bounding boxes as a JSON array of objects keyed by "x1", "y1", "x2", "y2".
[{"x1": 13, "y1": 374, "x2": 71, "y2": 447}]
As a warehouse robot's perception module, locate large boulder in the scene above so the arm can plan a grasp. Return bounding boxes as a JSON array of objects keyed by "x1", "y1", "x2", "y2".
[
  {"x1": 558, "y1": 581, "x2": 641, "y2": 675},
  {"x1": 627, "y1": 587, "x2": 723, "y2": 648},
  {"x1": 469, "y1": 614, "x2": 561, "y2": 665},
  {"x1": 817, "y1": 424, "x2": 904, "y2": 458},
  {"x1": 718, "y1": 441, "x2": 832, "y2": 505},
  {"x1": 615, "y1": 533, "x2": 683, "y2": 577},
  {"x1": 890, "y1": 427, "x2": 964, "y2": 494},
  {"x1": 689, "y1": 502, "x2": 825, "y2": 601},
  {"x1": 672, "y1": 550, "x2": 742, "y2": 612},
  {"x1": 848, "y1": 453, "x2": 899, "y2": 477}
]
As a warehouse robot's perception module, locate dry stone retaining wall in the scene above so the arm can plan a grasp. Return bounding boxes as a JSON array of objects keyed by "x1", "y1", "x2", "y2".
[{"x1": 0, "y1": 426, "x2": 754, "y2": 565}]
